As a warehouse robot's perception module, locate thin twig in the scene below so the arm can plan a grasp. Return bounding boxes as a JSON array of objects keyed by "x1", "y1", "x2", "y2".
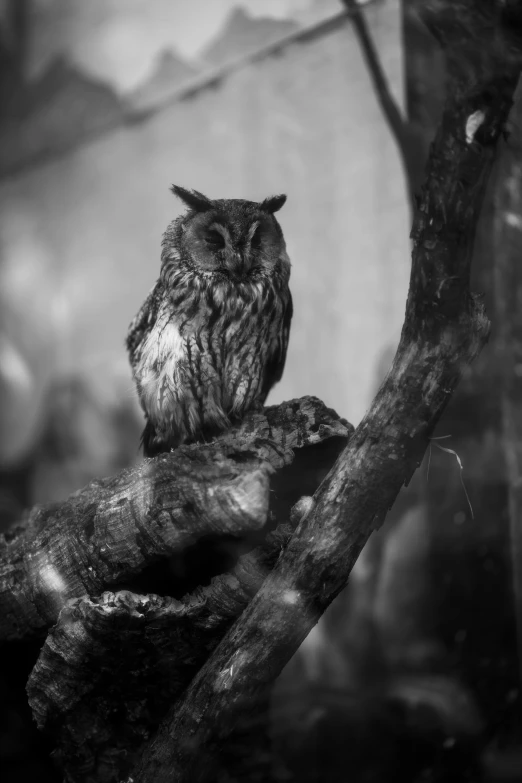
[
  {"x1": 432, "y1": 441, "x2": 475, "y2": 519},
  {"x1": 341, "y1": 0, "x2": 417, "y2": 205}
]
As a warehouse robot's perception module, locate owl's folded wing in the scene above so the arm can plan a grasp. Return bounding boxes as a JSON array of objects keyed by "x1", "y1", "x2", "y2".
[
  {"x1": 126, "y1": 280, "x2": 164, "y2": 370},
  {"x1": 262, "y1": 290, "x2": 293, "y2": 400}
]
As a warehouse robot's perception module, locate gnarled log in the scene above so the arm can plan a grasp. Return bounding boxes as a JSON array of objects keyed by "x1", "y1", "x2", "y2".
[
  {"x1": 21, "y1": 398, "x2": 350, "y2": 782},
  {"x1": 1, "y1": 396, "x2": 349, "y2": 642}
]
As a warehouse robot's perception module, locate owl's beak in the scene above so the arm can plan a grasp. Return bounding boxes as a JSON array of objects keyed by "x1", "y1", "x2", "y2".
[{"x1": 227, "y1": 249, "x2": 248, "y2": 278}]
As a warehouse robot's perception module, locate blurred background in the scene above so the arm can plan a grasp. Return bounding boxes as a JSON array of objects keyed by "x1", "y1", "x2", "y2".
[{"x1": 0, "y1": 0, "x2": 521, "y2": 781}]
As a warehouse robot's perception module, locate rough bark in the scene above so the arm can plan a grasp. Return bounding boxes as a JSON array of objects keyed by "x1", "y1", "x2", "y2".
[
  {"x1": 130, "y1": 4, "x2": 522, "y2": 781},
  {"x1": 493, "y1": 79, "x2": 522, "y2": 687},
  {"x1": 1, "y1": 396, "x2": 350, "y2": 641},
  {"x1": 17, "y1": 398, "x2": 349, "y2": 782},
  {"x1": 26, "y1": 524, "x2": 294, "y2": 783}
]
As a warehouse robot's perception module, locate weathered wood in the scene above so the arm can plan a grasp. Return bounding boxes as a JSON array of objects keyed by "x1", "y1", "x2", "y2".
[
  {"x1": 26, "y1": 524, "x2": 293, "y2": 783},
  {"x1": 19, "y1": 398, "x2": 350, "y2": 782},
  {"x1": 0, "y1": 450, "x2": 269, "y2": 641},
  {"x1": 1, "y1": 396, "x2": 350, "y2": 641},
  {"x1": 130, "y1": 4, "x2": 522, "y2": 781}
]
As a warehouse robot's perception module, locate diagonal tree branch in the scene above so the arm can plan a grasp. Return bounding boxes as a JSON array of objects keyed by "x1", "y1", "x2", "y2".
[
  {"x1": 342, "y1": 0, "x2": 418, "y2": 204},
  {"x1": 131, "y1": 4, "x2": 522, "y2": 781}
]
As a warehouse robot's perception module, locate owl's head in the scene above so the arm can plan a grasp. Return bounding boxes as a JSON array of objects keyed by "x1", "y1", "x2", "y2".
[{"x1": 162, "y1": 185, "x2": 289, "y2": 282}]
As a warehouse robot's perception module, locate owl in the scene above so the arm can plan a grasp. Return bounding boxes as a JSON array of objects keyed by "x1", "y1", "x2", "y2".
[{"x1": 126, "y1": 185, "x2": 293, "y2": 457}]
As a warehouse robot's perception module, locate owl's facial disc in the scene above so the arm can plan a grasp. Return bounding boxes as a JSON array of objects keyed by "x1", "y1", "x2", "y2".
[
  {"x1": 185, "y1": 217, "x2": 251, "y2": 279},
  {"x1": 175, "y1": 198, "x2": 286, "y2": 281}
]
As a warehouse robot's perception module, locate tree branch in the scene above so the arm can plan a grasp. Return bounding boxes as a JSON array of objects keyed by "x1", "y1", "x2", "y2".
[
  {"x1": 1, "y1": 396, "x2": 350, "y2": 641},
  {"x1": 341, "y1": 0, "x2": 418, "y2": 204},
  {"x1": 131, "y1": 5, "x2": 522, "y2": 782},
  {"x1": 26, "y1": 524, "x2": 294, "y2": 783}
]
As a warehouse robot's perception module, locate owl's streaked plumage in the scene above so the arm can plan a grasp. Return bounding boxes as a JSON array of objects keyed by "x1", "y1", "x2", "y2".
[{"x1": 126, "y1": 185, "x2": 292, "y2": 456}]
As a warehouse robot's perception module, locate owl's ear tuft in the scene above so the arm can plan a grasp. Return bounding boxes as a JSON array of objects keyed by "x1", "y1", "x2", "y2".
[
  {"x1": 260, "y1": 194, "x2": 287, "y2": 214},
  {"x1": 171, "y1": 185, "x2": 213, "y2": 212}
]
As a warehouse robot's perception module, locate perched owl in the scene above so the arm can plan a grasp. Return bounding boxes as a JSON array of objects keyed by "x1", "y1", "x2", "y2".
[{"x1": 126, "y1": 185, "x2": 293, "y2": 456}]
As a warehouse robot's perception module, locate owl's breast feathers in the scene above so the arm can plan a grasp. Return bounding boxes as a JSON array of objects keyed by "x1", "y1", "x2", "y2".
[
  {"x1": 126, "y1": 279, "x2": 165, "y2": 371},
  {"x1": 126, "y1": 266, "x2": 291, "y2": 454}
]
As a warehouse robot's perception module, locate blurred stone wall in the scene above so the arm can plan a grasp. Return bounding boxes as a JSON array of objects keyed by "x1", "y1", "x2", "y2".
[{"x1": 0, "y1": 2, "x2": 409, "y2": 470}]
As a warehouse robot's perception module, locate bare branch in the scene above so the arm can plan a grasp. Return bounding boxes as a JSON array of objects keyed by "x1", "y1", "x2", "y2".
[{"x1": 342, "y1": 0, "x2": 418, "y2": 204}]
